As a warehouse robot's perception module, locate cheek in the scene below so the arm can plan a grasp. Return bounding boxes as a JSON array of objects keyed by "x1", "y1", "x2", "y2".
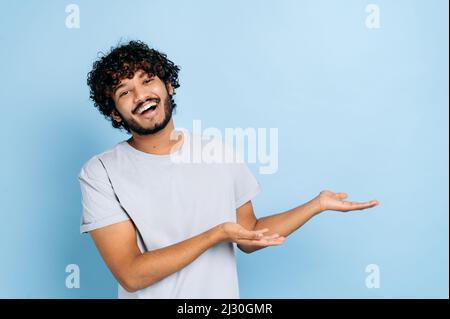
[
  {"x1": 116, "y1": 98, "x2": 134, "y2": 112},
  {"x1": 152, "y1": 83, "x2": 169, "y2": 97}
]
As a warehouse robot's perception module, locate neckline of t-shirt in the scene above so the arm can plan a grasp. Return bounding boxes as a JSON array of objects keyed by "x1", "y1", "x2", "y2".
[{"x1": 120, "y1": 130, "x2": 190, "y2": 161}]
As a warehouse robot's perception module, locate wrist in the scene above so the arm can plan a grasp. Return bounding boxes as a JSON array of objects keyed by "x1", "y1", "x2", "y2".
[
  {"x1": 210, "y1": 224, "x2": 228, "y2": 244},
  {"x1": 309, "y1": 197, "x2": 325, "y2": 216}
]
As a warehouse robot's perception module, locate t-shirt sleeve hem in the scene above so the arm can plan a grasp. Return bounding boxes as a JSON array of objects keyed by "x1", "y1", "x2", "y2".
[
  {"x1": 80, "y1": 214, "x2": 131, "y2": 234},
  {"x1": 235, "y1": 185, "x2": 262, "y2": 209}
]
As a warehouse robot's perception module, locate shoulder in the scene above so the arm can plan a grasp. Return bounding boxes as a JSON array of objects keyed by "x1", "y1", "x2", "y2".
[
  {"x1": 78, "y1": 142, "x2": 124, "y2": 179},
  {"x1": 79, "y1": 155, "x2": 104, "y2": 179}
]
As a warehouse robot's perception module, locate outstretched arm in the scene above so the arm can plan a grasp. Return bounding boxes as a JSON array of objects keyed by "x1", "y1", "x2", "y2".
[{"x1": 236, "y1": 190, "x2": 379, "y2": 253}]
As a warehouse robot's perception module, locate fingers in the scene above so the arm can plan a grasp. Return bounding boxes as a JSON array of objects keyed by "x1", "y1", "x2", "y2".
[
  {"x1": 343, "y1": 199, "x2": 379, "y2": 211},
  {"x1": 263, "y1": 233, "x2": 281, "y2": 240},
  {"x1": 233, "y1": 225, "x2": 287, "y2": 247},
  {"x1": 357, "y1": 200, "x2": 379, "y2": 209},
  {"x1": 259, "y1": 236, "x2": 285, "y2": 246},
  {"x1": 239, "y1": 228, "x2": 269, "y2": 240},
  {"x1": 238, "y1": 235, "x2": 285, "y2": 247},
  {"x1": 326, "y1": 192, "x2": 379, "y2": 212},
  {"x1": 239, "y1": 232, "x2": 286, "y2": 247},
  {"x1": 258, "y1": 235, "x2": 285, "y2": 246}
]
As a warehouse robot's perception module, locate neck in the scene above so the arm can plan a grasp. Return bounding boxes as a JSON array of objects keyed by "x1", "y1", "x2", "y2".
[{"x1": 127, "y1": 120, "x2": 183, "y2": 155}]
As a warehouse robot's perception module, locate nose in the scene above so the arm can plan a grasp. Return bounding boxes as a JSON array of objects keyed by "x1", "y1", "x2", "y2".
[{"x1": 133, "y1": 82, "x2": 148, "y2": 105}]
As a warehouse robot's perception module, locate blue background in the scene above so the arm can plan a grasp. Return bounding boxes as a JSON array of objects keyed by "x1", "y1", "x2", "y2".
[{"x1": 0, "y1": 0, "x2": 448, "y2": 298}]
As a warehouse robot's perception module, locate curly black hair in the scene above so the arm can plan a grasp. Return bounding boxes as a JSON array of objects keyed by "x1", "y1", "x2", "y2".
[{"x1": 87, "y1": 40, "x2": 181, "y2": 133}]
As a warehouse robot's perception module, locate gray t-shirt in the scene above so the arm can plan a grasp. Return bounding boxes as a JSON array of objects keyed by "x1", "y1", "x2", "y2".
[{"x1": 78, "y1": 131, "x2": 261, "y2": 298}]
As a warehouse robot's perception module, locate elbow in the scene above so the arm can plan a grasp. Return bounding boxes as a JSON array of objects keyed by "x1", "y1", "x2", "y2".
[
  {"x1": 116, "y1": 257, "x2": 159, "y2": 293},
  {"x1": 119, "y1": 273, "x2": 159, "y2": 293},
  {"x1": 119, "y1": 276, "x2": 140, "y2": 293},
  {"x1": 123, "y1": 284, "x2": 139, "y2": 293},
  {"x1": 118, "y1": 273, "x2": 148, "y2": 293}
]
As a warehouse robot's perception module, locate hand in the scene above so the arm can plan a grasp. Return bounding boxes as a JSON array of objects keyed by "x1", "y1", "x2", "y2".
[
  {"x1": 219, "y1": 222, "x2": 285, "y2": 247},
  {"x1": 315, "y1": 190, "x2": 379, "y2": 212}
]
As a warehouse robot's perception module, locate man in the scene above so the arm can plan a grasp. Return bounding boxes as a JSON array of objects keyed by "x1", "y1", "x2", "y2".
[{"x1": 79, "y1": 40, "x2": 379, "y2": 298}]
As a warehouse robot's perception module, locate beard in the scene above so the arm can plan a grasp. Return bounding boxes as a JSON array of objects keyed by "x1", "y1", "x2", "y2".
[{"x1": 117, "y1": 96, "x2": 173, "y2": 136}]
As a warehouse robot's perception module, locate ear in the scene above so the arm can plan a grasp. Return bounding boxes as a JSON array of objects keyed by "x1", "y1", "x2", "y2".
[
  {"x1": 166, "y1": 81, "x2": 174, "y2": 96},
  {"x1": 111, "y1": 109, "x2": 122, "y2": 123}
]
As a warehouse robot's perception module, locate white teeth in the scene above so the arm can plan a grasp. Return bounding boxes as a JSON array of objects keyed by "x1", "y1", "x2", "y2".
[{"x1": 137, "y1": 102, "x2": 157, "y2": 114}]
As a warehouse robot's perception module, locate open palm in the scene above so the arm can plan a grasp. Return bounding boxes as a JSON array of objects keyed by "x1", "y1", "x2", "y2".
[
  {"x1": 221, "y1": 222, "x2": 285, "y2": 246},
  {"x1": 317, "y1": 190, "x2": 379, "y2": 212}
]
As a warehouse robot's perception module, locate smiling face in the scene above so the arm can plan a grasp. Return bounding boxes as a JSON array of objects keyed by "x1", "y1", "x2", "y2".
[{"x1": 110, "y1": 70, "x2": 175, "y2": 136}]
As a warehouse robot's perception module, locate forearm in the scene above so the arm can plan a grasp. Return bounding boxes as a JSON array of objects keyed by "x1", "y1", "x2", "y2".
[
  {"x1": 126, "y1": 225, "x2": 225, "y2": 292},
  {"x1": 241, "y1": 198, "x2": 322, "y2": 253}
]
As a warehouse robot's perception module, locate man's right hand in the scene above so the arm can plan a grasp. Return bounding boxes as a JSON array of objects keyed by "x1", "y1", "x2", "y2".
[{"x1": 219, "y1": 222, "x2": 285, "y2": 247}]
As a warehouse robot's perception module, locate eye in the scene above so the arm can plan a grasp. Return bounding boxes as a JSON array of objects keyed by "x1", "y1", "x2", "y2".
[
  {"x1": 119, "y1": 90, "x2": 129, "y2": 97},
  {"x1": 144, "y1": 78, "x2": 152, "y2": 84}
]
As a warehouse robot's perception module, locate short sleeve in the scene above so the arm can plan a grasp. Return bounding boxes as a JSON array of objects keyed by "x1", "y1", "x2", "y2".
[
  {"x1": 228, "y1": 146, "x2": 262, "y2": 209},
  {"x1": 78, "y1": 157, "x2": 130, "y2": 234}
]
